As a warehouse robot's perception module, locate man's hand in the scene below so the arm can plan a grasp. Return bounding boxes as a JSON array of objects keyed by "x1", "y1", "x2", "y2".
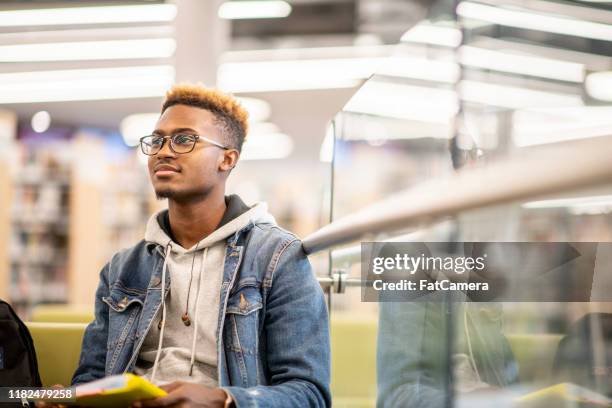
[
  {"x1": 34, "y1": 384, "x2": 67, "y2": 408},
  {"x1": 132, "y1": 382, "x2": 230, "y2": 408}
]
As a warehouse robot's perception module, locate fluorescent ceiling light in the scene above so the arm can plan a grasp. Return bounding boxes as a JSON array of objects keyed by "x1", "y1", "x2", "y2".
[
  {"x1": 222, "y1": 45, "x2": 396, "y2": 62},
  {"x1": 0, "y1": 39, "x2": 176, "y2": 62},
  {"x1": 218, "y1": 1, "x2": 291, "y2": 20},
  {"x1": 344, "y1": 81, "x2": 458, "y2": 125},
  {"x1": 401, "y1": 23, "x2": 462, "y2": 47},
  {"x1": 459, "y1": 80, "x2": 583, "y2": 109},
  {"x1": 513, "y1": 107, "x2": 612, "y2": 147},
  {"x1": 457, "y1": 2, "x2": 612, "y2": 42},
  {"x1": 586, "y1": 71, "x2": 612, "y2": 101},
  {"x1": 0, "y1": 65, "x2": 175, "y2": 103},
  {"x1": 218, "y1": 58, "x2": 376, "y2": 92},
  {"x1": 0, "y1": 4, "x2": 177, "y2": 27},
  {"x1": 236, "y1": 97, "x2": 271, "y2": 123},
  {"x1": 467, "y1": 36, "x2": 612, "y2": 73},
  {"x1": 523, "y1": 195, "x2": 612, "y2": 215},
  {"x1": 460, "y1": 46, "x2": 585, "y2": 83},
  {"x1": 120, "y1": 113, "x2": 159, "y2": 147},
  {"x1": 218, "y1": 56, "x2": 457, "y2": 92},
  {"x1": 242, "y1": 129, "x2": 293, "y2": 160}
]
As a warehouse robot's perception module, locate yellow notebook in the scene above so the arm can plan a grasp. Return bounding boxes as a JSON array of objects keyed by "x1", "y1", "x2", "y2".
[
  {"x1": 72, "y1": 373, "x2": 167, "y2": 407},
  {"x1": 517, "y1": 383, "x2": 611, "y2": 408}
]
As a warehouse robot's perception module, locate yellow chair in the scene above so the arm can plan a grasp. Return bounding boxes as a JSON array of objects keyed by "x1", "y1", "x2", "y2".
[
  {"x1": 30, "y1": 304, "x2": 94, "y2": 324},
  {"x1": 26, "y1": 322, "x2": 87, "y2": 386},
  {"x1": 329, "y1": 317, "x2": 564, "y2": 407},
  {"x1": 331, "y1": 315, "x2": 378, "y2": 408},
  {"x1": 506, "y1": 333, "x2": 563, "y2": 383}
]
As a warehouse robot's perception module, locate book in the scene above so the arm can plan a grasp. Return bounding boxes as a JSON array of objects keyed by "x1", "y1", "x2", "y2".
[
  {"x1": 517, "y1": 382, "x2": 611, "y2": 408},
  {"x1": 71, "y1": 373, "x2": 167, "y2": 407}
]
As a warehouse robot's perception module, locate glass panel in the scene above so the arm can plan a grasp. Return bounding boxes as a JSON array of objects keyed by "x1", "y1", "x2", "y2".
[{"x1": 327, "y1": 1, "x2": 612, "y2": 407}]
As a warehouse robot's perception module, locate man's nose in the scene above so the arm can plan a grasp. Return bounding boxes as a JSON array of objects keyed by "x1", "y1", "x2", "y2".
[{"x1": 157, "y1": 137, "x2": 176, "y2": 158}]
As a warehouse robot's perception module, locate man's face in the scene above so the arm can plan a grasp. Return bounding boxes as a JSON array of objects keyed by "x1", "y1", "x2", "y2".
[{"x1": 147, "y1": 104, "x2": 232, "y2": 202}]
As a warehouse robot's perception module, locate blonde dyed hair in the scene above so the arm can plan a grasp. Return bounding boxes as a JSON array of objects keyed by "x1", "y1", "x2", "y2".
[{"x1": 162, "y1": 83, "x2": 249, "y2": 151}]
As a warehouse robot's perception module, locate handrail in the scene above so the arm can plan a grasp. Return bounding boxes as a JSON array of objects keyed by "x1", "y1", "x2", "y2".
[{"x1": 303, "y1": 136, "x2": 612, "y2": 254}]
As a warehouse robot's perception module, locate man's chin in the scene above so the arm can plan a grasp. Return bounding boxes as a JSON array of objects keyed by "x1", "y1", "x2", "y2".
[
  {"x1": 155, "y1": 189, "x2": 174, "y2": 200},
  {"x1": 154, "y1": 188, "x2": 208, "y2": 203}
]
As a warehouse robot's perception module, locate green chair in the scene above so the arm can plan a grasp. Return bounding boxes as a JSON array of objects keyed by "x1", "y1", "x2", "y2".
[
  {"x1": 26, "y1": 322, "x2": 87, "y2": 386},
  {"x1": 30, "y1": 304, "x2": 94, "y2": 324}
]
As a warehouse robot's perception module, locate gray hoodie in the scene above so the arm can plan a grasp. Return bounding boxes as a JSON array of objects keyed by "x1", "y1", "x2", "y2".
[{"x1": 134, "y1": 196, "x2": 276, "y2": 386}]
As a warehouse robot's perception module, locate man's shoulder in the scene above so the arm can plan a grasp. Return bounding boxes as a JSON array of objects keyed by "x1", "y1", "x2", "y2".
[
  {"x1": 106, "y1": 240, "x2": 157, "y2": 279},
  {"x1": 245, "y1": 223, "x2": 311, "y2": 282},
  {"x1": 109, "y1": 239, "x2": 151, "y2": 262},
  {"x1": 249, "y1": 222, "x2": 302, "y2": 251}
]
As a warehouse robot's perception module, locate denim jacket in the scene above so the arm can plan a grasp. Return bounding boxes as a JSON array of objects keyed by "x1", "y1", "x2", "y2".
[{"x1": 72, "y1": 222, "x2": 331, "y2": 408}]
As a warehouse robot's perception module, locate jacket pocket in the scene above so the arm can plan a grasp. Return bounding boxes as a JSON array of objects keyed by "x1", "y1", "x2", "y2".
[
  {"x1": 102, "y1": 285, "x2": 145, "y2": 313},
  {"x1": 102, "y1": 285, "x2": 145, "y2": 367},
  {"x1": 225, "y1": 282, "x2": 262, "y2": 354},
  {"x1": 224, "y1": 282, "x2": 263, "y2": 387}
]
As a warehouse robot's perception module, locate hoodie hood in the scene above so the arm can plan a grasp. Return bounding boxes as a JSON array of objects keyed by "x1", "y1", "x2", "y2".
[{"x1": 144, "y1": 200, "x2": 276, "y2": 255}]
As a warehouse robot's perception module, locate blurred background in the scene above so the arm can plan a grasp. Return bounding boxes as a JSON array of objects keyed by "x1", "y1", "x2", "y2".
[
  {"x1": 0, "y1": 0, "x2": 413, "y2": 309},
  {"x1": 2, "y1": 0, "x2": 612, "y2": 406}
]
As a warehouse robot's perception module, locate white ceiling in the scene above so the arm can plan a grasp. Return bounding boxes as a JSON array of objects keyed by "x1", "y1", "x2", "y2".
[{"x1": 0, "y1": 0, "x2": 361, "y2": 161}]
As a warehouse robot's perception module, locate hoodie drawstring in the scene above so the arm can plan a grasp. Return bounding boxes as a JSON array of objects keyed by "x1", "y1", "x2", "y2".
[
  {"x1": 189, "y1": 247, "x2": 208, "y2": 376},
  {"x1": 150, "y1": 241, "x2": 172, "y2": 383}
]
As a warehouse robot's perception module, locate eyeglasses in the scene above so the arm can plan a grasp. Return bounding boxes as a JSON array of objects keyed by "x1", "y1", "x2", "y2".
[{"x1": 139, "y1": 133, "x2": 230, "y2": 155}]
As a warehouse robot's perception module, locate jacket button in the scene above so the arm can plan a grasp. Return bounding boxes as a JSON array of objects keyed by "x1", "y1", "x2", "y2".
[
  {"x1": 118, "y1": 296, "x2": 128, "y2": 309},
  {"x1": 239, "y1": 293, "x2": 248, "y2": 311}
]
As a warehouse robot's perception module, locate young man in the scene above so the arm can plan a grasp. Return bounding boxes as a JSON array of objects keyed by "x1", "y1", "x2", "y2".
[{"x1": 71, "y1": 84, "x2": 331, "y2": 407}]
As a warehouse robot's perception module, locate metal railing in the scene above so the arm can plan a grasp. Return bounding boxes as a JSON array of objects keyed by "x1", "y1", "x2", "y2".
[{"x1": 303, "y1": 136, "x2": 612, "y2": 290}]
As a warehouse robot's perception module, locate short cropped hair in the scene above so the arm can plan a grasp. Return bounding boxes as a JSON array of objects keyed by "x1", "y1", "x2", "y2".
[{"x1": 161, "y1": 83, "x2": 249, "y2": 152}]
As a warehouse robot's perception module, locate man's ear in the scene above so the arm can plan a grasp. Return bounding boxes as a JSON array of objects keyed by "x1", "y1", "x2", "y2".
[{"x1": 219, "y1": 149, "x2": 239, "y2": 172}]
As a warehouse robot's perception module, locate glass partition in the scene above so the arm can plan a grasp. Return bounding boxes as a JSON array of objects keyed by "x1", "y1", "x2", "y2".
[{"x1": 326, "y1": 1, "x2": 612, "y2": 406}]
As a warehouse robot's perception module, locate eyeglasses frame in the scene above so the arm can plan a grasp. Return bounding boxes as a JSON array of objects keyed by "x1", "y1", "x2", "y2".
[{"x1": 139, "y1": 133, "x2": 230, "y2": 155}]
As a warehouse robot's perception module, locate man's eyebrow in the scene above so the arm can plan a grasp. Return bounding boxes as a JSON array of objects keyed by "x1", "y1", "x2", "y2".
[{"x1": 152, "y1": 127, "x2": 198, "y2": 135}]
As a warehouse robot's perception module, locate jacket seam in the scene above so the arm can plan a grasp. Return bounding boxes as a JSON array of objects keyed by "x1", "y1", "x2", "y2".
[{"x1": 264, "y1": 238, "x2": 299, "y2": 288}]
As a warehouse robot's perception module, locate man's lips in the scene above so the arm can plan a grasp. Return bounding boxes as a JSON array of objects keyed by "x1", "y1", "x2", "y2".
[{"x1": 154, "y1": 164, "x2": 180, "y2": 176}]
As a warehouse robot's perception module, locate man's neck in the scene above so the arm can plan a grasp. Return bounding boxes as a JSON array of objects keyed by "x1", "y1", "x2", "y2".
[{"x1": 167, "y1": 190, "x2": 227, "y2": 249}]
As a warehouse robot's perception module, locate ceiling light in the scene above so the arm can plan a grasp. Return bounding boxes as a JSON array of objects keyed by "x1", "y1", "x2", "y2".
[
  {"x1": 120, "y1": 113, "x2": 159, "y2": 147},
  {"x1": 460, "y1": 46, "x2": 584, "y2": 83},
  {"x1": 467, "y1": 36, "x2": 612, "y2": 72},
  {"x1": 241, "y1": 131, "x2": 293, "y2": 160},
  {"x1": 513, "y1": 107, "x2": 612, "y2": 147},
  {"x1": 0, "y1": 4, "x2": 177, "y2": 27},
  {"x1": 401, "y1": 23, "x2": 462, "y2": 47},
  {"x1": 218, "y1": 1, "x2": 291, "y2": 19},
  {"x1": 459, "y1": 80, "x2": 583, "y2": 109},
  {"x1": 218, "y1": 56, "x2": 457, "y2": 93},
  {"x1": 31, "y1": 111, "x2": 51, "y2": 133},
  {"x1": 523, "y1": 195, "x2": 612, "y2": 214},
  {"x1": 236, "y1": 97, "x2": 271, "y2": 123},
  {"x1": 0, "y1": 65, "x2": 175, "y2": 103},
  {"x1": 218, "y1": 58, "x2": 373, "y2": 92},
  {"x1": 0, "y1": 39, "x2": 176, "y2": 62},
  {"x1": 586, "y1": 71, "x2": 612, "y2": 101},
  {"x1": 457, "y1": 2, "x2": 612, "y2": 42},
  {"x1": 344, "y1": 81, "x2": 458, "y2": 124}
]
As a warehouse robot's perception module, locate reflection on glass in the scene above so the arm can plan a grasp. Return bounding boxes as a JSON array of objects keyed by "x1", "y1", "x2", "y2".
[{"x1": 328, "y1": 0, "x2": 612, "y2": 407}]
